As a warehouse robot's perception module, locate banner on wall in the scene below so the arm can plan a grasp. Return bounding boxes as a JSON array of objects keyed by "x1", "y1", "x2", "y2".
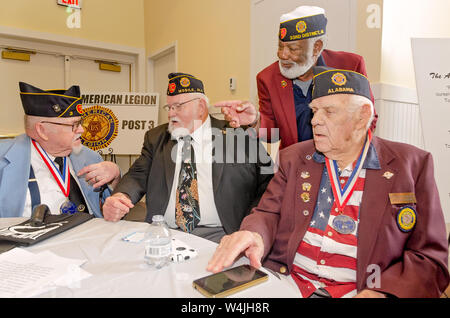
[
  {"x1": 80, "y1": 92, "x2": 159, "y2": 155},
  {"x1": 411, "y1": 38, "x2": 450, "y2": 223}
]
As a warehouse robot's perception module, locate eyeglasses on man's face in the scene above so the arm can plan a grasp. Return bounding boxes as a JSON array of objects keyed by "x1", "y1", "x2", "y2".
[
  {"x1": 40, "y1": 119, "x2": 84, "y2": 132},
  {"x1": 162, "y1": 97, "x2": 200, "y2": 112}
]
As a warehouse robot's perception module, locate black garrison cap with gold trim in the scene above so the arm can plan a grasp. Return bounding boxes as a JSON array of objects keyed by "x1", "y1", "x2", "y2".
[
  {"x1": 312, "y1": 66, "x2": 372, "y2": 101},
  {"x1": 19, "y1": 82, "x2": 83, "y2": 118},
  {"x1": 167, "y1": 73, "x2": 205, "y2": 96}
]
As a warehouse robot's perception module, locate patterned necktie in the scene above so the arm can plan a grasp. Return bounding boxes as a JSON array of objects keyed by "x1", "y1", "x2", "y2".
[
  {"x1": 55, "y1": 157, "x2": 88, "y2": 213},
  {"x1": 175, "y1": 136, "x2": 200, "y2": 232}
]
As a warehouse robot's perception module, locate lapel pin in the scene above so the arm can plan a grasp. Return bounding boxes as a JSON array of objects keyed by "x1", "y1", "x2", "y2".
[
  {"x1": 300, "y1": 192, "x2": 310, "y2": 203},
  {"x1": 382, "y1": 171, "x2": 394, "y2": 179},
  {"x1": 281, "y1": 80, "x2": 287, "y2": 88},
  {"x1": 301, "y1": 171, "x2": 310, "y2": 179},
  {"x1": 302, "y1": 182, "x2": 312, "y2": 192}
]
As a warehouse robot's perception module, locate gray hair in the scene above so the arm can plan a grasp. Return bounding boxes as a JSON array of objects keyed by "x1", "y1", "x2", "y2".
[
  {"x1": 347, "y1": 94, "x2": 374, "y2": 130},
  {"x1": 190, "y1": 92, "x2": 210, "y2": 107},
  {"x1": 308, "y1": 34, "x2": 328, "y2": 56}
]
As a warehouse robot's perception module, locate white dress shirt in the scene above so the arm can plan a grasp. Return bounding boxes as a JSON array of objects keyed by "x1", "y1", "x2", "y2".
[
  {"x1": 22, "y1": 142, "x2": 90, "y2": 217},
  {"x1": 164, "y1": 116, "x2": 221, "y2": 228}
]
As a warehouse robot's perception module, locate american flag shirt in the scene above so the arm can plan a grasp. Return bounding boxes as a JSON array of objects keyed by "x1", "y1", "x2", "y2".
[{"x1": 291, "y1": 143, "x2": 380, "y2": 298}]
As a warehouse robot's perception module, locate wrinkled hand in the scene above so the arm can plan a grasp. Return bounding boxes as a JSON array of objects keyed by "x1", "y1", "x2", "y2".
[
  {"x1": 353, "y1": 289, "x2": 387, "y2": 298},
  {"x1": 206, "y1": 230, "x2": 264, "y2": 273},
  {"x1": 102, "y1": 192, "x2": 134, "y2": 222},
  {"x1": 215, "y1": 100, "x2": 258, "y2": 128},
  {"x1": 78, "y1": 161, "x2": 120, "y2": 189}
]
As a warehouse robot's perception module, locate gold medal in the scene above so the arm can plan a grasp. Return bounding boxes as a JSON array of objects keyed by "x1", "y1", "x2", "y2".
[{"x1": 300, "y1": 192, "x2": 310, "y2": 203}]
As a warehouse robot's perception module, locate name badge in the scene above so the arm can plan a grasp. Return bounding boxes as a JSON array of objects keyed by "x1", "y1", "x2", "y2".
[{"x1": 389, "y1": 192, "x2": 417, "y2": 205}]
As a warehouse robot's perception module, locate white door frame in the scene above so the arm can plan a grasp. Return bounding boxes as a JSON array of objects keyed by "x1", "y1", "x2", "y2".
[
  {"x1": 147, "y1": 41, "x2": 178, "y2": 92},
  {"x1": 0, "y1": 25, "x2": 146, "y2": 92}
]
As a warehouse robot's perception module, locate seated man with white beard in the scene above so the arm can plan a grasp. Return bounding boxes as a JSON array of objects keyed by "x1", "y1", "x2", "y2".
[
  {"x1": 217, "y1": 5, "x2": 377, "y2": 150},
  {"x1": 103, "y1": 73, "x2": 273, "y2": 243},
  {"x1": 0, "y1": 82, "x2": 120, "y2": 218}
]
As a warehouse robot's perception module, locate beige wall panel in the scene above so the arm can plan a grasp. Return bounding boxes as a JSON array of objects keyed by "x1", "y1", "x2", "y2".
[
  {"x1": 144, "y1": 0, "x2": 251, "y2": 104},
  {"x1": 0, "y1": 0, "x2": 145, "y2": 49}
]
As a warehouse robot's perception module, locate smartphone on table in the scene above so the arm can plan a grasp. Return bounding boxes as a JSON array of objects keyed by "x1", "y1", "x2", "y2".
[{"x1": 192, "y1": 264, "x2": 268, "y2": 298}]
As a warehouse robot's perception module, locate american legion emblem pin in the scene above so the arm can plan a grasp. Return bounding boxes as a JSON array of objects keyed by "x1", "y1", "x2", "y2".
[{"x1": 396, "y1": 206, "x2": 417, "y2": 233}]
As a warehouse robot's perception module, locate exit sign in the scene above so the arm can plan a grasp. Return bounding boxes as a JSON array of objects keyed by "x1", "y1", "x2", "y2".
[{"x1": 57, "y1": 0, "x2": 82, "y2": 9}]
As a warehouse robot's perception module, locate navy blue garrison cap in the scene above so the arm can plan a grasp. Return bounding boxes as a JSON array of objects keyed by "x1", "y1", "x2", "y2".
[
  {"x1": 19, "y1": 82, "x2": 83, "y2": 117},
  {"x1": 312, "y1": 66, "x2": 372, "y2": 101},
  {"x1": 167, "y1": 73, "x2": 205, "y2": 96}
]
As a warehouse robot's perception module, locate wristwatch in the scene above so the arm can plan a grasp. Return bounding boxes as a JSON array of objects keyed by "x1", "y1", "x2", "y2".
[{"x1": 248, "y1": 111, "x2": 260, "y2": 127}]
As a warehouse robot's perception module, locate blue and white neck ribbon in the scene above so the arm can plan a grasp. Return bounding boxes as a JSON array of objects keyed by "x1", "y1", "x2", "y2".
[
  {"x1": 31, "y1": 139, "x2": 70, "y2": 197},
  {"x1": 325, "y1": 130, "x2": 372, "y2": 213}
]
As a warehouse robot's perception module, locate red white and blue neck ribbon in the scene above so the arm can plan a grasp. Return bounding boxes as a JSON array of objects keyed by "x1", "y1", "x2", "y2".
[
  {"x1": 31, "y1": 139, "x2": 70, "y2": 197},
  {"x1": 325, "y1": 130, "x2": 372, "y2": 213}
]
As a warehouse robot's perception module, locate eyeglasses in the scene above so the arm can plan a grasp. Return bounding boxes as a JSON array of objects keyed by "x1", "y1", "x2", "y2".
[
  {"x1": 41, "y1": 119, "x2": 84, "y2": 132},
  {"x1": 162, "y1": 97, "x2": 200, "y2": 112}
]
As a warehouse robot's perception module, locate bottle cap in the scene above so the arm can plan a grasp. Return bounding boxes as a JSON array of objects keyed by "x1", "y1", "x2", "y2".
[{"x1": 152, "y1": 215, "x2": 164, "y2": 222}]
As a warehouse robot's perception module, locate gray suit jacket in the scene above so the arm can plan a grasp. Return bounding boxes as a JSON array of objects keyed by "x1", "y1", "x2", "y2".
[
  {"x1": 114, "y1": 117, "x2": 274, "y2": 234},
  {"x1": 0, "y1": 134, "x2": 110, "y2": 218}
]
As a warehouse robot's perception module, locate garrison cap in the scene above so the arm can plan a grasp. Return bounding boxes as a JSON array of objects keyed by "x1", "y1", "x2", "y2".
[
  {"x1": 312, "y1": 66, "x2": 372, "y2": 101},
  {"x1": 279, "y1": 6, "x2": 327, "y2": 42},
  {"x1": 167, "y1": 73, "x2": 205, "y2": 96},
  {"x1": 19, "y1": 82, "x2": 83, "y2": 117}
]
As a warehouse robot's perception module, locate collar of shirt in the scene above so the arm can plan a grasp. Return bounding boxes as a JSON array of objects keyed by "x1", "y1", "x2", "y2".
[
  {"x1": 175, "y1": 115, "x2": 211, "y2": 146},
  {"x1": 312, "y1": 142, "x2": 381, "y2": 170}
]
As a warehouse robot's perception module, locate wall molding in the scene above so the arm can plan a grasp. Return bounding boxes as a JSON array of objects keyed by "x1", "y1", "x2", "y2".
[{"x1": 372, "y1": 82, "x2": 418, "y2": 104}]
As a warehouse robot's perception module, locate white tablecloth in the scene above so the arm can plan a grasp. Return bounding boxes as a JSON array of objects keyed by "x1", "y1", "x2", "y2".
[{"x1": 0, "y1": 218, "x2": 300, "y2": 298}]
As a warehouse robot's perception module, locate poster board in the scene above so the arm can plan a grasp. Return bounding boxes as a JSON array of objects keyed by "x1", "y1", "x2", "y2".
[
  {"x1": 411, "y1": 38, "x2": 450, "y2": 222},
  {"x1": 80, "y1": 92, "x2": 159, "y2": 155}
]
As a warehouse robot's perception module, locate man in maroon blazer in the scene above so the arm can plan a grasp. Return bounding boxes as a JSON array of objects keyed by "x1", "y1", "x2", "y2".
[
  {"x1": 207, "y1": 67, "x2": 449, "y2": 298},
  {"x1": 218, "y1": 5, "x2": 377, "y2": 150}
]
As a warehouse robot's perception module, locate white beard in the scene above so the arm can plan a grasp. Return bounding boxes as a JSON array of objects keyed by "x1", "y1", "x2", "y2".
[
  {"x1": 278, "y1": 42, "x2": 316, "y2": 79},
  {"x1": 278, "y1": 57, "x2": 316, "y2": 79},
  {"x1": 71, "y1": 135, "x2": 83, "y2": 154},
  {"x1": 71, "y1": 142, "x2": 83, "y2": 155},
  {"x1": 168, "y1": 125, "x2": 190, "y2": 139}
]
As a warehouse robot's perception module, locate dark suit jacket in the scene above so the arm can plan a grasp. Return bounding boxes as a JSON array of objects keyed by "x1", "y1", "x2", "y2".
[
  {"x1": 256, "y1": 49, "x2": 377, "y2": 149},
  {"x1": 240, "y1": 137, "x2": 449, "y2": 298},
  {"x1": 114, "y1": 117, "x2": 274, "y2": 234}
]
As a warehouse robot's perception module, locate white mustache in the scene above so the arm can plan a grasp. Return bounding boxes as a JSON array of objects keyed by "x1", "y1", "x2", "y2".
[{"x1": 279, "y1": 59, "x2": 296, "y2": 67}]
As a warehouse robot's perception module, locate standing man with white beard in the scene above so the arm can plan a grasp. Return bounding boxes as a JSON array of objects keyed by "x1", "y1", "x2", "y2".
[
  {"x1": 0, "y1": 82, "x2": 120, "y2": 218},
  {"x1": 218, "y1": 6, "x2": 377, "y2": 150}
]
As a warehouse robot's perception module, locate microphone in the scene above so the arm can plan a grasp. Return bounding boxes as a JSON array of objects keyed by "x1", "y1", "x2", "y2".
[{"x1": 30, "y1": 204, "x2": 50, "y2": 227}]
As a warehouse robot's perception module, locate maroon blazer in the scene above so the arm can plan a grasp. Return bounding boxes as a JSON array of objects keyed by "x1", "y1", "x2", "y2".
[
  {"x1": 241, "y1": 137, "x2": 449, "y2": 298},
  {"x1": 256, "y1": 49, "x2": 377, "y2": 149}
]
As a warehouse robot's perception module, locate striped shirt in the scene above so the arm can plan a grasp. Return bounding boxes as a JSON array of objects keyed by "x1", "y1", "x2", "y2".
[{"x1": 291, "y1": 145, "x2": 380, "y2": 298}]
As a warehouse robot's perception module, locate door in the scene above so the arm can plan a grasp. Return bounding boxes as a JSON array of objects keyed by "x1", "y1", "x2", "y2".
[{"x1": 150, "y1": 46, "x2": 176, "y2": 126}]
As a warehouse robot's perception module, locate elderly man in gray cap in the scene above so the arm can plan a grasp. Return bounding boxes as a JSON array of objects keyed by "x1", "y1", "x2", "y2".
[
  {"x1": 207, "y1": 67, "x2": 449, "y2": 298},
  {"x1": 0, "y1": 82, "x2": 120, "y2": 218}
]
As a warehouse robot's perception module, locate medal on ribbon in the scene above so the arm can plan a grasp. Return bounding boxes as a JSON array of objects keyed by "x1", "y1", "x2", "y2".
[
  {"x1": 325, "y1": 130, "x2": 372, "y2": 234},
  {"x1": 31, "y1": 140, "x2": 77, "y2": 214}
]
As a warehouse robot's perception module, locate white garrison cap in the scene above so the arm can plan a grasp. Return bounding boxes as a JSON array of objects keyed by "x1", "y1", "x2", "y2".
[{"x1": 280, "y1": 5, "x2": 325, "y2": 22}]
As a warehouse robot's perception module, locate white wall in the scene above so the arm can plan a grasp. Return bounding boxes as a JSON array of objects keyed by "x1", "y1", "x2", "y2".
[{"x1": 381, "y1": 0, "x2": 450, "y2": 89}]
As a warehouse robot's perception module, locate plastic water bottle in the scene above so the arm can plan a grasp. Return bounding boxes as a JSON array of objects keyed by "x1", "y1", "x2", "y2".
[{"x1": 144, "y1": 215, "x2": 172, "y2": 269}]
